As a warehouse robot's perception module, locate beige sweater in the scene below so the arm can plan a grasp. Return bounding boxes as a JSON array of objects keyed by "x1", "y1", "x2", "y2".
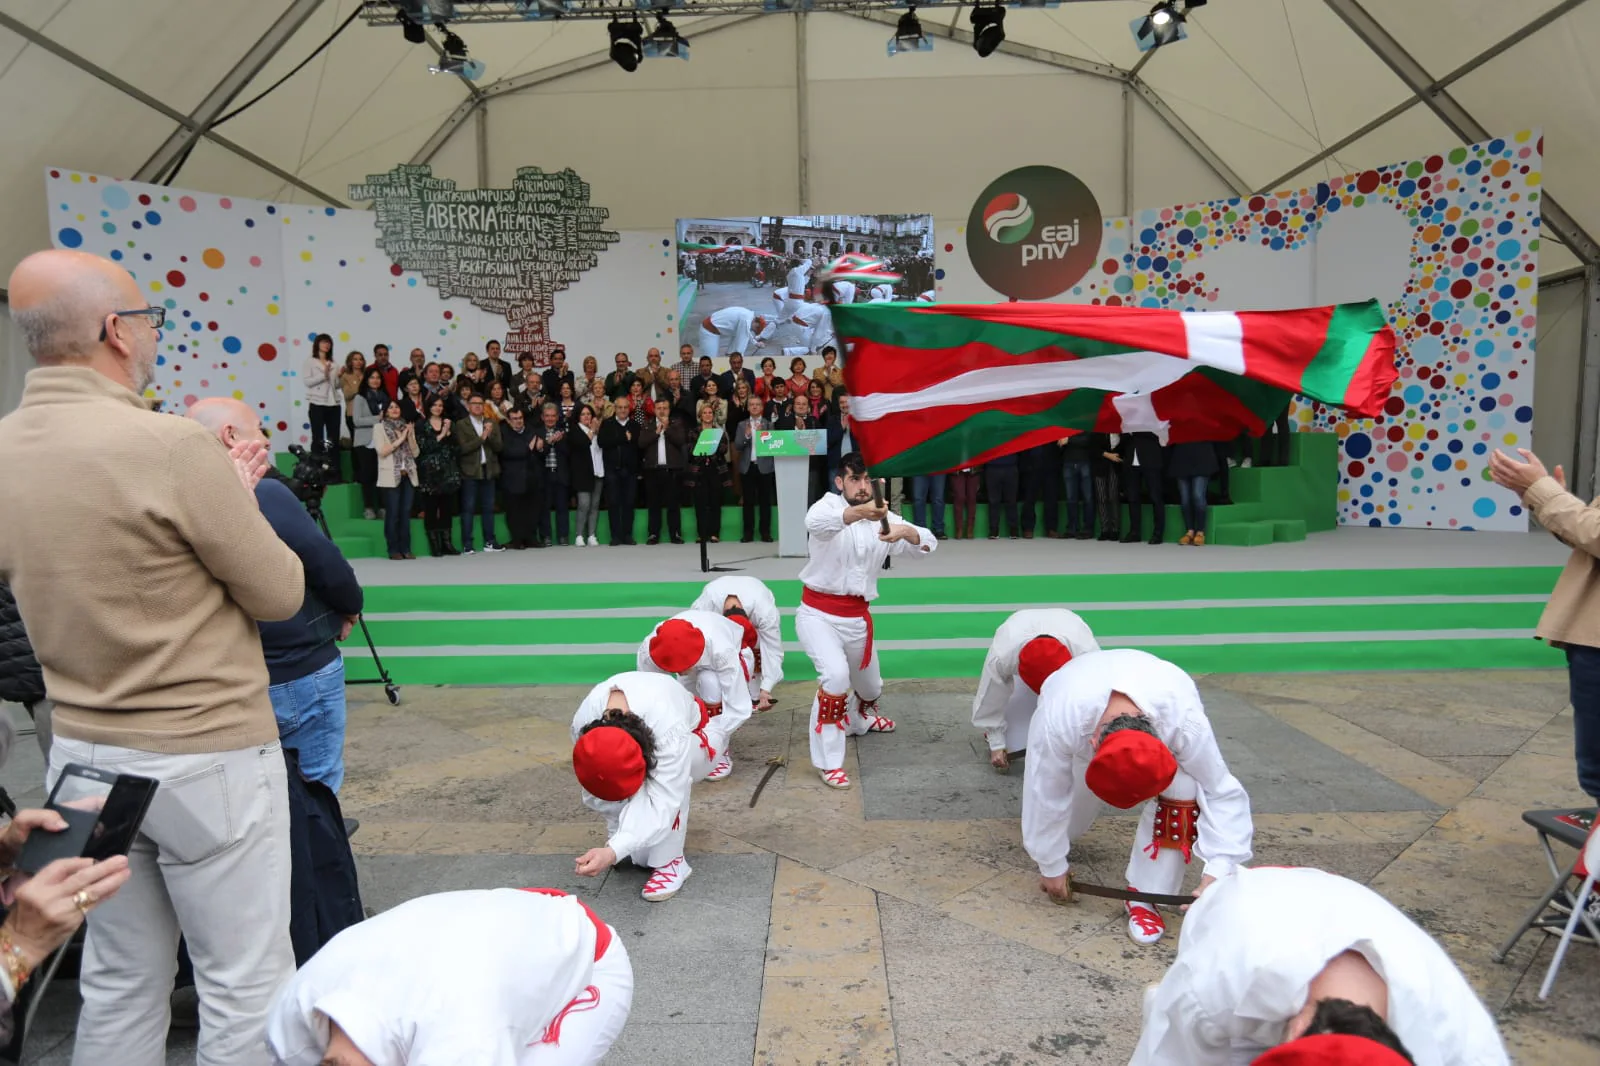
[
  {"x1": 0, "y1": 367, "x2": 305, "y2": 753},
  {"x1": 1526, "y1": 475, "x2": 1600, "y2": 651}
]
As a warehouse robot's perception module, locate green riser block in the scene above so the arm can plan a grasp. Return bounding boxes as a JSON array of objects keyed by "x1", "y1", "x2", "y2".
[{"x1": 1211, "y1": 522, "x2": 1274, "y2": 547}]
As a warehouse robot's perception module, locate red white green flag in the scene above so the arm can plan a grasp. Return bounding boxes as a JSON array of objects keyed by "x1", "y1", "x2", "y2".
[{"x1": 833, "y1": 300, "x2": 1397, "y2": 476}]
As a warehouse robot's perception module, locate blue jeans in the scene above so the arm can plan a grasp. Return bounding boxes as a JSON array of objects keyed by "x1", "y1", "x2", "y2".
[
  {"x1": 269, "y1": 656, "x2": 347, "y2": 793},
  {"x1": 460, "y1": 476, "x2": 497, "y2": 550},
  {"x1": 1177, "y1": 474, "x2": 1210, "y2": 533},
  {"x1": 1565, "y1": 645, "x2": 1600, "y2": 803},
  {"x1": 1062, "y1": 460, "x2": 1093, "y2": 532},
  {"x1": 912, "y1": 475, "x2": 946, "y2": 535},
  {"x1": 383, "y1": 479, "x2": 415, "y2": 556}
]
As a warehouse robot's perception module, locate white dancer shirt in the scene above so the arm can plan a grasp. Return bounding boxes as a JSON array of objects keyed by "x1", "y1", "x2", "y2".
[
  {"x1": 798, "y1": 492, "x2": 937, "y2": 600},
  {"x1": 267, "y1": 889, "x2": 598, "y2": 1065},
  {"x1": 636, "y1": 610, "x2": 754, "y2": 731},
  {"x1": 570, "y1": 672, "x2": 703, "y2": 860},
  {"x1": 1130, "y1": 867, "x2": 1510, "y2": 1066},
  {"x1": 868, "y1": 285, "x2": 894, "y2": 303},
  {"x1": 692, "y1": 576, "x2": 784, "y2": 693},
  {"x1": 785, "y1": 260, "x2": 812, "y2": 298},
  {"x1": 791, "y1": 301, "x2": 835, "y2": 351},
  {"x1": 971, "y1": 609, "x2": 1101, "y2": 750},
  {"x1": 830, "y1": 280, "x2": 857, "y2": 305},
  {"x1": 1023, "y1": 648, "x2": 1252, "y2": 880}
]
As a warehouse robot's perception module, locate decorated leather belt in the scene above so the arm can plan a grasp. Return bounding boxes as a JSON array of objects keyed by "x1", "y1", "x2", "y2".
[
  {"x1": 801, "y1": 587, "x2": 873, "y2": 669},
  {"x1": 1144, "y1": 796, "x2": 1200, "y2": 863}
]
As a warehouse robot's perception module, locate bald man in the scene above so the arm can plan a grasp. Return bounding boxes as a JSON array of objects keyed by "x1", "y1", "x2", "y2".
[
  {"x1": 0, "y1": 249, "x2": 305, "y2": 1066},
  {"x1": 188, "y1": 399, "x2": 365, "y2": 794}
]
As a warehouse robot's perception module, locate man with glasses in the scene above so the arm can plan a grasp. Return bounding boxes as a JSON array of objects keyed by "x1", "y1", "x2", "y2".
[{"x1": 0, "y1": 249, "x2": 305, "y2": 1065}]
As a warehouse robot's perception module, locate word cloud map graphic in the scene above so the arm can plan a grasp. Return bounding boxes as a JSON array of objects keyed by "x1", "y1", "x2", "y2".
[{"x1": 349, "y1": 164, "x2": 619, "y2": 360}]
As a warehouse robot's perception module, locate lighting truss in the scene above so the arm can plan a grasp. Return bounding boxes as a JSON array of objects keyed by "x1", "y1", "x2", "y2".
[{"x1": 363, "y1": 0, "x2": 1083, "y2": 23}]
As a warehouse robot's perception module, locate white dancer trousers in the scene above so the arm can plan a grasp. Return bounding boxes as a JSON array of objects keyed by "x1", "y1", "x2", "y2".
[
  {"x1": 990, "y1": 681, "x2": 1037, "y2": 755},
  {"x1": 691, "y1": 665, "x2": 751, "y2": 757},
  {"x1": 526, "y1": 933, "x2": 634, "y2": 1066},
  {"x1": 589, "y1": 745, "x2": 714, "y2": 869},
  {"x1": 796, "y1": 604, "x2": 883, "y2": 771},
  {"x1": 696, "y1": 325, "x2": 729, "y2": 365},
  {"x1": 1123, "y1": 768, "x2": 1199, "y2": 896}
]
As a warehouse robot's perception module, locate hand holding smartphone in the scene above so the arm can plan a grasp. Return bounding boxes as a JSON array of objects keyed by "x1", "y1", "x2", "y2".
[{"x1": 14, "y1": 764, "x2": 158, "y2": 874}]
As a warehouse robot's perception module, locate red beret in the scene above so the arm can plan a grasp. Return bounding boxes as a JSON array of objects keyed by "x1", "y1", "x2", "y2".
[
  {"x1": 1017, "y1": 636, "x2": 1073, "y2": 693},
  {"x1": 1252, "y1": 1034, "x2": 1412, "y2": 1066},
  {"x1": 1084, "y1": 728, "x2": 1177, "y2": 809},
  {"x1": 727, "y1": 613, "x2": 759, "y2": 650},
  {"x1": 649, "y1": 618, "x2": 705, "y2": 674},
  {"x1": 572, "y1": 726, "x2": 647, "y2": 801}
]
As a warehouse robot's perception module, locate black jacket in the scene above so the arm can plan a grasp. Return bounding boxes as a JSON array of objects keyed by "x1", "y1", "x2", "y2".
[
  {"x1": 568, "y1": 426, "x2": 603, "y2": 492},
  {"x1": 254, "y1": 478, "x2": 365, "y2": 687},
  {"x1": 498, "y1": 423, "x2": 538, "y2": 496},
  {"x1": 0, "y1": 583, "x2": 45, "y2": 707},
  {"x1": 599, "y1": 415, "x2": 640, "y2": 474},
  {"x1": 639, "y1": 418, "x2": 688, "y2": 471},
  {"x1": 532, "y1": 424, "x2": 572, "y2": 484},
  {"x1": 284, "y1": 747, "x2": 363, "y2": 967}
]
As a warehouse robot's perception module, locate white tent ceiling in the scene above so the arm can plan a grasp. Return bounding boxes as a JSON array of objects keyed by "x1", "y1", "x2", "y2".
[{"x1": 2, "y1": 0, "x2": 1598, "y2": 281}]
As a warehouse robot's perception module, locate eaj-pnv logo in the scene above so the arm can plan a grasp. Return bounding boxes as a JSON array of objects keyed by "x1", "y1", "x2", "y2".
[{"x1": 967, "y1": 166, "x2": 1102, "y2": 300}]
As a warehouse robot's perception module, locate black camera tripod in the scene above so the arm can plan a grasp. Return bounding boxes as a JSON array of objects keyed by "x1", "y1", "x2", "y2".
[{"x1": 302, "y1": 495, "x2": 401, "y2": 707}]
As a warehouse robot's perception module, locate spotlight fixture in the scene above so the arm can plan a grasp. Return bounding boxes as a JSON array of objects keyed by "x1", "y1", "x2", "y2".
[
  {"x1": 970, "y1": 2, "x2": 1005, "y2": 57},
  {"x1": 1132, "y1": 1, "x2": 1192, "y2": 52},
  {"x1": 398, "y1": 12, "x2": 427, "y2": 44},
  {"x1": 513, "y1": 0, "x2": 571, "y2": 18},
  {"x1": 609, "y1": 18, "x2": 644, "y2": 71},
  {"x1": 643, "y1": 13, "x2": 690, "y2": 59},
  {"x1": 428, "y1": 27, "x2": 485, "y2": 80},
  {"x1": 887, "y1": 5, "x2": 932, "y2": 57}
]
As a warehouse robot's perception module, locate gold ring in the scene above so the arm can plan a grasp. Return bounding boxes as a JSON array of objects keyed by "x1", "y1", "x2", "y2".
[{"x1": 72, "y1": 890, "x2": 93, "y2": 912}]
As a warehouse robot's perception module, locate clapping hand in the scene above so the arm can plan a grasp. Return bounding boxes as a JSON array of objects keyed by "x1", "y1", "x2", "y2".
[
  {"x1": 229, "y1": 439, "x2": 270, "y2": 492},
  {"x1": 1489, "y1": 448, "x2": 1558, "y2": 497}
]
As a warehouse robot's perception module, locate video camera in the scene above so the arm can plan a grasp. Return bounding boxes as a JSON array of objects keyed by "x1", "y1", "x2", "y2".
[{"x1": 285, "y1": 444, "x2": 331, "y2": 508}]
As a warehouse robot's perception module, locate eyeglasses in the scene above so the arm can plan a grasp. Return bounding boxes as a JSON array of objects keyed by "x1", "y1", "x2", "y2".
[{"x1": 99, "y1": 307, "x2": 165, "y2": 341}]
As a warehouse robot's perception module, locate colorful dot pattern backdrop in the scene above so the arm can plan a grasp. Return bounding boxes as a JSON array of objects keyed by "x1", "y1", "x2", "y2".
[
  {"x1": 1059, "y1": 132, "x2": 1542, "y2": 532},
  {"x1": 46, "y1": 171, "x2": 515, "y2": 447}
]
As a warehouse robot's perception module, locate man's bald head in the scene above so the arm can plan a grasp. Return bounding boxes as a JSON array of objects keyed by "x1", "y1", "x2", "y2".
[
  {"x1": 8, "y1": 249, "x2": 159, "y2": 393},
  {"x1": 187, "y1": 397, "x2": 265, "y2": 449}
]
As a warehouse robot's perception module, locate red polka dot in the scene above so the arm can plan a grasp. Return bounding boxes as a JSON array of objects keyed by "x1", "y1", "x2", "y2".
[
  {"x1": 49, "y1": 170, "x2": 59, "y2": 178},
  {"x1": 1102, "y1": 259, "x2": 1118, "y2": 274},
  {"x1": 220, "y1": 198, "x2": 232, "y2": 209},
  {"x1": 1383, "y1": 396, "x2": 1405, "y2": 416},
  {"x1": 138, "y1": 194, "x2": 152, "y2": 206},
  {"x1": 443, "y1": 311, "x2": 453, "y2": 320},
  {"x1": 198, "y1": 292, "x2": 209, "y2": 302},
  {"x1": 1347, "y1": 461, "x2": 1365, "y2": 477},
  {"x1": 390, "y1": 264, "x2": 404, "y2": 277},
  {"x1": 207, "y1": 321, "x2": 218, "y2": 331},
  {"x1": 1449, "y1": 279, "x2": 1471, "y2": 299},
  {"x1": 1247, "y1": 196, "x2": 1266, "y2": 212},
  {"x1": 258, "y1": 343, "x2": 277, "y2": 361},
  {"x1": 1424, "y1": 155, "x2": 1443, "y2": 173},
  {"x1": 276, "y1": 421, "x2": 288, "y2": 432},
  {"x1": 178, "y1": 196, "x2": 197, "y2": 212},
  {"x1": 1386, "y1": 426, "x2": 1404, "y2": 442},
  {"x1": 166, "y1": 270, "x2": 186, "y2": 287},
  {"x1": 943, "y1": 244, "x2": 954, "y2": 253},
  {"x1": 1356, "y1": 171, "x2": 1380, "y2": 194}
]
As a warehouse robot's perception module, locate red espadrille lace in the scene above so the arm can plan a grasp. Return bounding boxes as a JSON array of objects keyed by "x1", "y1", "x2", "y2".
[
  {"x1": 1126, "y1": 902, "x2": 1165, "y2": 938},
  {"x1": 643, "y1": 859, "x2": 684, "y2": 895},
  {"x1": 820, "y1": 768, "x2": 850, "y2": 788}
]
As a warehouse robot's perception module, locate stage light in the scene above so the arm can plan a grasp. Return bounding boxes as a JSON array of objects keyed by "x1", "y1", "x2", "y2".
[
  {"x1": 1132, "y1": 1, "x2": 1189, "y2": 51},
  {"x1": 609, "y1": 18, "x2": 644, "y2": 71},
  {"x1": 887, "y1": 6, "x2": 932, "y2": 57},
  {"x1": 1150, "y1": 3, "x2": 1174, "y2": 26},
  {"x1": 399, "y1": 13, "x2": 427, "y2": 44},
  {"x1": 428, "y1": 28, "x2": 484, "y2": 80},
  {"x1": 971, "y1": 2, "x2": 1005, "y2": 57},
  {"x1": 643, "y1": 13, "x2": 689, "y2": 60},
  {"x1": 513, "y1": 0, "x2": 571, "y2": 18}
]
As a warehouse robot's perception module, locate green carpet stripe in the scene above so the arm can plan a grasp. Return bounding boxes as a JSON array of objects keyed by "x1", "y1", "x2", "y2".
[
  {"x1": 359, "y1": 566, "x2": 1559, "y2": 614},
  {"x1": 344, "y1": 637, "x2": 1561, "y2": 686},
  {"x1": 358, "y1": 600, "x2": 1544, "y2": 647}
]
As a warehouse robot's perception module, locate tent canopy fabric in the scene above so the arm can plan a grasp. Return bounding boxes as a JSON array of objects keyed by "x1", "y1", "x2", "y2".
[{"x1": 2, "y1": 0, "x2": 1597, "y2": 279}]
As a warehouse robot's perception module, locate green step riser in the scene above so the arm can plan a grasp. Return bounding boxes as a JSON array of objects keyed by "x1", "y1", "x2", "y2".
[
  {"x1": 361, "y1": 567, "x2": 1560, "y2": 613},
  {"x1": 345, "y1": 638, "x2": 1561, "y2": 687},
  {"x1": 358, "y1": 601, "x2": 1545, "y2": 647}
]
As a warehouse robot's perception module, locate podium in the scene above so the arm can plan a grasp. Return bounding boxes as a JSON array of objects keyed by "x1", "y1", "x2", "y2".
[{"x1": 755, "y1": 429, "x2": 826, "y2": 557}]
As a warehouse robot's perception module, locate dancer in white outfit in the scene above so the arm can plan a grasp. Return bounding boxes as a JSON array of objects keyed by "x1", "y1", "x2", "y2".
[
  {"x1": 774, "y1": 258, "x2": 812, "y2": 323},
  {"x1": 1024, "y1": 648, "x2": 1252, "y2": 944},
  {"x1": 797, "y1": 452, "x2": 936, "y2": 789},
  {"x1": 696, "y1": 306, "x2": 771, "y2": 365},
  {"x1": 569, "y1": 671, "x2": 716, "y2": 901},
  {"x1": 867, "y1": 284, "x2": 895, "y2": 303},
  {"x1": 971, "y1": 608, "x2": 1100, "y2": 772},
  {"x1": 267, "y1": 888, "x2": 634, "y2": 1066},
  {"x1": 790, "y1": 300, "x2": 835, "y2": 356},
  {"x1": 636, "y1": 612, "x2": 752, "y2": 780},
  {"x1": 1131, "y1": 866, "x2": 1509, "y2": 1066},
  {"x1": 691, "y1": 576, "x2": 784, "y2": 711}
]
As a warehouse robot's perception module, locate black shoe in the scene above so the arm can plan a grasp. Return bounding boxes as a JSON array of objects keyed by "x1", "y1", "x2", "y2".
[
  {"x1": 441, "y1": 538, "x2": 460, "y2": 555},
  {"x1": 647, "y1": 535, "x2": 660, "y2": 546},
  {"x1": 671, "y1": 536, "x2": 684, "y2": 544},
  {"x1": 742, "y1": 536, "x2": 755, "y2": 543},
  {"x1": 761, "y1": 534, "x2": 774, "y2": 543},
  {"x1": 1119, "y1": 532, "x2": 1140, "y2": 543},
  {"x1": 1076, "y1": 530, "x2": 1094, "y2": 540},
  {"x1": 1148, "y1": 533, "x2": 1163, "y2": 545}
]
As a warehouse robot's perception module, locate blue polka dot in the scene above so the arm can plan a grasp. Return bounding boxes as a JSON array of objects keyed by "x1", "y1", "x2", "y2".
[
  {"x1": 362, "y1": 304, "x2": 371, "y2": 312},
  {"x1": 1472, "y1": 496, "x2": 1496, "y2": 518},
  {"x1": 1431, "y1": 454, "x2": 1451, "y2": 472},
  {"x1": 266, "y1": 205, "x2": 277, "y2": 215},
  {"x1": 1344, "y1": 432, "x2": 1372, "y2": 460},
  {"x1": 1514, "y1": 405, "x2": 1533, "y2": 423},
  {"x1": 1403, "y1": 385, "x2": 1423, "y2": 403},
  {"x1": 1387, "y1": 512, "x2": 1401, "y2": 525},
  {"x1": 407, "y1": 278, "x2": 417, "y2": 287},
  {"x1": 1475, "y1": 340, "x2": 1495, "y2": 357},
  {"x1": 57, "y1": 227, "x2": 82, "y2": 248},
  {"x1": 1482, "y1": 372, "x2": 1500, "y2": 389},
  {"x1": 1447, "y1": 439, "x2": 1463, "y2": 453},
  {"x1": 101, "y1": 222, "x2": 116, "y2": 234},
  {"x1": 934, "y1": 268, "x2": 945, "y2": 280},
  {"x1": 109, "y1": 249, "x2": 123, "y2": 260},
  {"x1": 221, "y1": 336, "x2": 242, "y2": 354},
  {"x1": 144, "y1": 211, "x2": 161, "y2": 226},
  {"x1": 246, "y1": 219, "x2": 255, "y2": 228},
  {"x1": 324, "y1": 207, "x2": 336, "y2": 216}
]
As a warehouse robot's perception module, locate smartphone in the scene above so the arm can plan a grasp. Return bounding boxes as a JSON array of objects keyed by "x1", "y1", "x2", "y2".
[{"x1": 14, "y1": 764, "x2": 159, "y2": 874}]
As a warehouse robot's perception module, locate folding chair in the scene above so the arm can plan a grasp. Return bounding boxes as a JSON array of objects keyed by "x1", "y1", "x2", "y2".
[
  {"x1": 1493, "y1": 807, "x2": 1599, "y2": 963},
  {"x1": 1538, "y1": 823, "x2": 1600, "y2": 999}
]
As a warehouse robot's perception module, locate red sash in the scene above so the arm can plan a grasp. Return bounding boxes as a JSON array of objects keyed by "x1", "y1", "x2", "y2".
[
  {"x1": 516, "y1": 887, "x2": 612, "y2": 961},
  {"x1": 801, "y1": 587, "x2": 873, "y2": 669}
]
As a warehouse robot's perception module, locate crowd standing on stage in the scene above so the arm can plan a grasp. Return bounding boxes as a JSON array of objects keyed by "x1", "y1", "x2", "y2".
[{"x1": 0, "y1": 247, "x2": 1556, "y2": 1066}]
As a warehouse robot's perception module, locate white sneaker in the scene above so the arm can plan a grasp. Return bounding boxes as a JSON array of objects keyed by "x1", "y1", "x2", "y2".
[
  {"x1": 642, "y1": 857, "x2": 692, "y2": 901},
  {"x1": 705, "y1": 756, "x2": 732, "y2": 781},
  {"x1": 462, "y1": 547, "x2": 476, "y2": 555},
  {"x1": 588, "y1": 535, "x2": 600, "y2": 547},
  {"x1": 483, "y1": 543, "x2": 506, "y2": 553},
  {"x1": 1126, "y1": 900, "x2": 1166, "y2": 945},
  {"x1": 574, "y1": 537, "x2": 586, "y2": 548}
]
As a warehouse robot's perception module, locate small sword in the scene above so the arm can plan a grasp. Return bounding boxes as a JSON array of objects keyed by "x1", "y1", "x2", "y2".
[{"x1": 1057, "y1": 881, "x2": 1194, "y2": 908}]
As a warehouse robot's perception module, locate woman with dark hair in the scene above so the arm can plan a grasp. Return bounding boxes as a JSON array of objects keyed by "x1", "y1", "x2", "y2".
[
  {"x1": 685, "y1": 403, "x2": 730, "y2": 544},
  {"x1": 1168, "y1": 440, "x2": 1220, "y2": 546},
  {"x1": 569, "y1": 404, "x2": 605, "y2": 548},
  {"x1": 398, "y1": 376, "x2": 426, "y2": 424},
  {"x1": 755, "y1": 356, "x2": 779, "y2": 402},
  {"x1": 485, "y1": 380, "x2": 512, "y2": 422},
  {"x1": 374, "y1": 399, "x2": 419, "y2": 559},
  {"x1": 558, "y1": 379, "x2": 578, "y2": 426},
  {"x1": 304, "y1": 333, "x2": 342, "y2": 462},
  {"x1": 416, "y1": 394, "x2": 461, "y2": 555},
  {"x1": 352, "y1": 367, "x2": 387, "y2": 519},
  {"x1": 807, "y1": 378, "x2": 830, "y2": 424}
]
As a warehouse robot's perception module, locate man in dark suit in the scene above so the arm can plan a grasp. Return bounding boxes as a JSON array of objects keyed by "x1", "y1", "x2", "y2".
[
  {"x1": 717, "y1": 352, "x2": 757, "y2": 403},
  {"x1": 482, "y1": 340, "x2": 514, "y2": 391},
  {"x1": 690, "y1": 356, "x2": 718, "y2": 404},
  {"x1": 1120, "y1": 431, "x2": 1167, "y2": 545},
  {"x1": 497, "y1": 406, "x2": 543, "y2": 549},
  {"x1": 541, "y1": 348, "x2": 575, "y2": 402},
  {"x1": 453, "y1": 394, "x2": 503, "y2": 553},
  {"x1": 532, "y1": 401, "x2": 572, "y2": 546},
  {"x1": 598, "y1": 395, "x2": 640, "y2": 545},
  {"x1": 604, "y1": 352, "x2": 636, "y2": 400},
  {"x1": 735, "y1": 395, "x2": 775, "y2": 543},
  {"x1": 639, "y1": 402, "x2": 687, "y2": 545}
]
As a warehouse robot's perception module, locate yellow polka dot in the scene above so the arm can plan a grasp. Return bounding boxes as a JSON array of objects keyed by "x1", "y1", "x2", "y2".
[
  {"x1": 75, "y1": 214, "x2": 85, "y2": 222},
  {"x1": 69, "y1": 174, "x2": 81, "y2": 183},
  {"x1": 338, "y1": 332, "x2": 350, "y2": 342},
  {"x1": 267, "y1": 303, "x2": 279, "y2": 315},
  {"x1": 1515, "y1": 130, "x2": 1531, "y2": 143},
  {"x1": 1517, "y1": 276, "x2": 1532, "y2": 289},
  {"x1": 150, "y1": 281, "x2": 163, "y2": 292},
  {"x1": 1504, "y1": 433, "x2": 1519, "y2": 446},
  {"x1": 300, "y1": 251, "x2": 313, "y2": 262},
  {"x1": 1337, "y1": 489, "x2": 1351, "y2": 502},
  {"x1": 1527, "y1": 172, "x2": 1542, "y2": 187},
  {"x1": 1133, "y1": 274, "x2": 1148, "y2": 291},
  {"x1": 1407, "y1": 423, "x2": 1425, "y2": 440},
  {"x1": 232, "y1": 390, "x2": 244, "y2": 400},
  {"x1": 1453, "y1": 373, "x2": 1467, "y2": 386}
]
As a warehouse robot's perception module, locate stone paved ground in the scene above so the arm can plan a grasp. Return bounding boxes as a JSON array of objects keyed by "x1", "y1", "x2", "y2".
[{"x1": 16, "y1": 669, "x2": 1600, "y2": 1064}]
